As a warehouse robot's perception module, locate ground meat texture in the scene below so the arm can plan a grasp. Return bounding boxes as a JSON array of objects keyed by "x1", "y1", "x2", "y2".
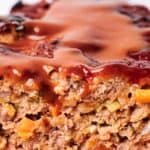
[{"x1": 0, "y1": 73, "x2": 149, "y2": 150}]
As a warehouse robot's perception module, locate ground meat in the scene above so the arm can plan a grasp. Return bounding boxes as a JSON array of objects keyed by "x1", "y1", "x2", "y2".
[{"x1": 0, "y1": 73, "x2": 149, "y2": 150}]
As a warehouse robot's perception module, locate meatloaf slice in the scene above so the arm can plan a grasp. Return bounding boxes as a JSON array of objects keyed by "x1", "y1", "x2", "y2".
[{"x1": 0, "y1": 0, "x2": 149, "y2": 150}]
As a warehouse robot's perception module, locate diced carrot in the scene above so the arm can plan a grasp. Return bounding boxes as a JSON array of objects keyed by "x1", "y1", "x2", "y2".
[
  {"x1": 134, "y1": 89, "x2": 150, "y2": 104},
  {"x1": 17, "y1": 117, "x2": 37, "y2": 140},
  {"x1": 50, "y1": 105, "x2": 60, "y2": 117}
]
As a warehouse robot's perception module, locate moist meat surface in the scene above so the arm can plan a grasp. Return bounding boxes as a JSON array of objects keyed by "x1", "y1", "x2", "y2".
[
  {"x1": 0, "y1": 0, "x2": 149, "y2": 150},
  {"x1": 0, "y1": 74, "x2": 149, "y2": 150}
]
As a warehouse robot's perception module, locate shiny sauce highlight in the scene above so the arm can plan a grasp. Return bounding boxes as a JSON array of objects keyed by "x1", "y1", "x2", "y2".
[{"x1": 0, "y1": 0, "x2": 149, "y2": 103}]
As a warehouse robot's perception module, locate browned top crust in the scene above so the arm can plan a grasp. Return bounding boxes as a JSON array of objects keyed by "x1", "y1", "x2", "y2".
[{"x1": 0, "y1": 0, "x2": 149, "y2": 102}]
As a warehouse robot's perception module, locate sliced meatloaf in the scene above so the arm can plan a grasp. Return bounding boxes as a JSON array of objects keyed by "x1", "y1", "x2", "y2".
[{"x1": 0, "y1": 0, "x2": 149, "y2": 150}]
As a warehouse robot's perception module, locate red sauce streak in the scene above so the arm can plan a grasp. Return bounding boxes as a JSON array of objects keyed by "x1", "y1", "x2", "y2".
[{"x1": 0, "y1": 0, "x2": 149, "y2": 104}]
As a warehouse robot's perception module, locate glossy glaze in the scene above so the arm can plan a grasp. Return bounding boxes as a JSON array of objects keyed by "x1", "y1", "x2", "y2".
[{"x1": 0, "y1": 0, "x2": 149, "y2": 102}]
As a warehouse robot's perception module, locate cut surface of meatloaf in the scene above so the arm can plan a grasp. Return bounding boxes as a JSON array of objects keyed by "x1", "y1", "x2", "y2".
[{"x1": 0, "y1": 0, "x2": 150, "y2": 150}]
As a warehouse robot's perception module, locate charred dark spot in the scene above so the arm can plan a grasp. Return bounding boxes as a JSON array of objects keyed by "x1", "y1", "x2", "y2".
[
  {"x1": 16, "y1": 145, "x2": 23, "y2": 148},
  {"x1": 99, "y1": 122, "x2": 109, "y2": 127},
  {"x1": 91, "y1": 121, "x2": 98, "y2": 125},
  {"x1": 64, "y1": 113, "x2": 72, "y2": 118},
  {"x1": 0, "y1": 124, "x2": 2, "y2": 130},
  {"x1": 142, "y1": 117, "x2": 149, "y2": 122},
  {"x1": 0, "y1": 124, "x2": 5, "y2": 135},
  {"x1": 118, "y1": 133, "x2": 128, "y2": 142},
  {"x1": 129, "y1": 105, "x2": 136, "y2": 113},
  {"x1": 68, "y1": 139, "x2": 77, "y2": 147},
  {"x1": 128, "y1": 92, "x2": 132, "y2": 98},
  {"x1": 25, "y1": 112, "x2": 42, "y2": 121}
]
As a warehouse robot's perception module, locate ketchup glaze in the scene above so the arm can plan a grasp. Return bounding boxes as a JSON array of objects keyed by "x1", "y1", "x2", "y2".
[{"x1": 0, "y1": 0, "x2": 149, "y2": 103}]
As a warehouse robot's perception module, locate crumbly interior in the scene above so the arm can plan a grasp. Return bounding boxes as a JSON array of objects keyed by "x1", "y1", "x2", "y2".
[{"x1": 0, "y1": 67, "x2": 149, "y2": 150}]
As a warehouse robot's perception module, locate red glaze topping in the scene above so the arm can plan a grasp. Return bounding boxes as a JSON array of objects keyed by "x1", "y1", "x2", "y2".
[{"x1": 0, "y1": 0, "x2": 149, "y2": 102}]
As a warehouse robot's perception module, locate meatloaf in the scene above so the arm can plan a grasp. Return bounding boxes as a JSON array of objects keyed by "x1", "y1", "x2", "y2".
[{"x1": 0, "y1": 0, "x2": 149, "y2": 150}]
